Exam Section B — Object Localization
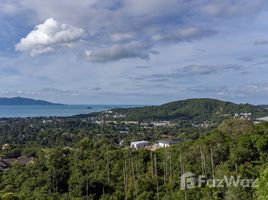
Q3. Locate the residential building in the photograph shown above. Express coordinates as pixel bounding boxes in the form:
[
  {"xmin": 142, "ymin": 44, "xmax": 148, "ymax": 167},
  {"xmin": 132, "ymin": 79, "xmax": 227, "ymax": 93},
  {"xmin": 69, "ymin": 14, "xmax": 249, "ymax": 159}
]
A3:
[
  {"xmin": 130, "ymin": 141, "xmax": 149, "ymax": 149},
  {"xmin": 157, "ymin": 140, "xmax": 180, "ymax": 148}
]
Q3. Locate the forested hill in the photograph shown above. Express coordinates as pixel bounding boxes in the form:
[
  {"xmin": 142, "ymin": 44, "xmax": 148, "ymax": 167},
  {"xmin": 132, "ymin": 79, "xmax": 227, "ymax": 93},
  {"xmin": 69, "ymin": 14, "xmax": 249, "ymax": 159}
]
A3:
[
  {"xmin": 109, "ymin": 98, "xmax": 268, "ymax": 121},
  {"xmin": 0, "ymin": 97, "xmax": 61, "ymax": 105}
]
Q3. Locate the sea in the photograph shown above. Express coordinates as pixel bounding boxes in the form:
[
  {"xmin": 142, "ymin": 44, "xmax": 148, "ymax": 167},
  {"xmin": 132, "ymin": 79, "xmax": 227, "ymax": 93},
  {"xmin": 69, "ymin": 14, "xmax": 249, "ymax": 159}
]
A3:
[{"xmin": 0, "ymin": 105, "xmax": 140, "ymax": 118}]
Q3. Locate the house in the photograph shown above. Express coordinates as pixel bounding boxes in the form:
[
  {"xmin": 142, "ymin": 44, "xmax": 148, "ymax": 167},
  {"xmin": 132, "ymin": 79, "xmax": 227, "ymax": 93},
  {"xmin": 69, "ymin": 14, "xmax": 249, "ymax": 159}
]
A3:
[
  {"xmin": 104, "ymin": 110, "xmax": 113, "ymax": 114},
  {"xmin": 1, "ymin": 158, "xmax": 17, "ymax": 165},
  {"xmin": 119, "ymin": 140, "xmax": 124, "ymax": 146},
  {"xmin": 13, "ymin": 156, "xmax": 34, "ymax": 165},
  {"xmin": 0, "ymin": 158, "xmax": 16, "ymax": 171},
  {"xmin": 256, "ymin": 116, "xmax": 268, "ymax": 122},
  {"xmin": 122, "ymin": 121, "xmax": 139, "ymax": 125},
  {"xmin": 0, "ymin": 159, "xmax": 9, "ymax": 171},
  {"xmin": 0, "ymin": 156, "xmax": 34, "ymax": 171},
  {"xmin": 120, "ymin": 130, "xmax": 129, "ymax": 134},
  {"xmin": 2, "ymin": 143, "xmax": 10, "ymax": 150},
  {"xmin": 234, "ymin": 113, "xmax": 252, "ymax": 119},
  {"xmin": 157, "ymin": 140, "xmax": 180, "ymax": 148},
  {"xmin": 130, "ymin": 141, "xmax": 149, "ymax": 149},
  {"xmin": 105, "ymin": 120, "xmax": 117, "ymax": 124},
  {"xmin": 113, "ymin": 114, "xmax": 126, "ymax": 119},
  {"xmin": 152, "ymin": 121, "xmax": 170, "ymax": 127}
]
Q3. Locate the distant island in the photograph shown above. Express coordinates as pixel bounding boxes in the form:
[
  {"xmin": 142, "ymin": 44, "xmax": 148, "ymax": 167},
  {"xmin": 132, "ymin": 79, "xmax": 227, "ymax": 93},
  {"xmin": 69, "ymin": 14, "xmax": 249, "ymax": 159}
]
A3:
[{"xmin": 0, "ymin": 97, "xmax": 62, "ymax": 105}]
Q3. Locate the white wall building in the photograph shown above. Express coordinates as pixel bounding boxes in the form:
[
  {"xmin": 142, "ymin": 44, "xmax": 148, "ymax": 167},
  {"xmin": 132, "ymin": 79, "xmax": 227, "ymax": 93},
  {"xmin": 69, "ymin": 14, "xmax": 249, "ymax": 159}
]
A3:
[
  {"xmin": 130, "ymin": 141, "xmax": 149, "ymax": 149},
  {"xmin": 152, "ymin": 121, "xmax": 170, "ymax": 127},
  {"xmin": 157, "ymin": 140, "xmax": 180, "ymax": 148}
]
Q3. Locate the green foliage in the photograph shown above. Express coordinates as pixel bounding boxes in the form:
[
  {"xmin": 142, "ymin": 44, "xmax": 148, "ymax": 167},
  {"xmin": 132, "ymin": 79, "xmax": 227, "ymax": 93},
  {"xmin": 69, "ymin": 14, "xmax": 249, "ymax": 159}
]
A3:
[
  {"xmin": 255, "ymin": 165, "xmax": 268, "ymax": 200},
  {"xmin": 1, "ymin": 118, "xmax": 268, "ymax": 199},
  {"xmin": 47, "ymin": 148, "xmax": 70, "ymax": 194},
  {"xmin": 1, "ymin": 192, "xmax": 20, "ymax": 200},
  {"xmin": 218, "ymin": 118, "xmax": 254, "ymax": 136}
]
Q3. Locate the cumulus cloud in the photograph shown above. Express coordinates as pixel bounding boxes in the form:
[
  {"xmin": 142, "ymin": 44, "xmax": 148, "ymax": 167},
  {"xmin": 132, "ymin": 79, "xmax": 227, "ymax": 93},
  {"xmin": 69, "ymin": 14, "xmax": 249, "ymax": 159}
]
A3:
[
  {"xmin": 12, "ymin": 0, "xmax": 264, "ymax": 62},
  {"xmin": 15, "ymin": 18, "xmax": 85, "ymax": 56},
  {"xmin": 152, "ymin": 27, "xmax": 217, "ymax": 43},
  {"xmin": 254, "ymin": 38, "xmax": 268, "ymax": 45},
  {"xmin": 84, "ymin": 44, "xmax": 154, "ymax": 63}
]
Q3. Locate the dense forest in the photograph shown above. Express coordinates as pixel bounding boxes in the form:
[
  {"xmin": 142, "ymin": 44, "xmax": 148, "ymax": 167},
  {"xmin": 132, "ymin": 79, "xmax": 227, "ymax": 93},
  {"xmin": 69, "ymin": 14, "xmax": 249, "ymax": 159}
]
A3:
[
  {"xmin": 0, "ymin": 117, "xmax": 204, "ymax": 148},
  {"xmin": 0, "ymin": 118, "xmax": 268, "ymax": 199}
]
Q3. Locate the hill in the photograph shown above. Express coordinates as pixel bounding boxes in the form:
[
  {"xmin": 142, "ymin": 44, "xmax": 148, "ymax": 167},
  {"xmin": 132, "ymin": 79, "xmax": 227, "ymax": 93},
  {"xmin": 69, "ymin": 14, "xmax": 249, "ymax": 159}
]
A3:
[
  {"xmin": 258, "ymin": 105, "xmax": 268, "ymax": 109},
  {"xmin": 0, "ymin": 97, "xmax": 62, "ymax": 105},
  {"xmin": 108, "ymin": 98, "xmax": 268, "ymax": 121}
]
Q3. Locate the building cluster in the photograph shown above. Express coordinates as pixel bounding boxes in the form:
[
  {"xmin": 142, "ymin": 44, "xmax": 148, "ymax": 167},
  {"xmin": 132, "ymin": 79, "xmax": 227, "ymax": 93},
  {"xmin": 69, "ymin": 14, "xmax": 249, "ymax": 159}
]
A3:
[
  {"xmin": 234, "ymin": 113, "xmax": 252, "ymax": 119},
  {"xmin": 130, "ymin": 139, "xmax": 181, "ymax": 150},
  {"xmin": 93, "ymin": 117, "xmax": 176, "ymax": 128},
  {"xmin": 191, "ymin": 121, "xmax": 210, "ymax": 128},
  {"xmin": 90, "ymin": 110, "xmax": 180, "ymax": 128}
]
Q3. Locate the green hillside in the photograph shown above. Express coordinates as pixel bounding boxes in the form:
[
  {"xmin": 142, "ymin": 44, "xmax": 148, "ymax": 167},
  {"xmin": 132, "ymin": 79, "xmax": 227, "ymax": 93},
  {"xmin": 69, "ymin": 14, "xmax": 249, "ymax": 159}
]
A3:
[{"xmin": 111, "ymin": 98, "xmax": 268, "ymax": 121}]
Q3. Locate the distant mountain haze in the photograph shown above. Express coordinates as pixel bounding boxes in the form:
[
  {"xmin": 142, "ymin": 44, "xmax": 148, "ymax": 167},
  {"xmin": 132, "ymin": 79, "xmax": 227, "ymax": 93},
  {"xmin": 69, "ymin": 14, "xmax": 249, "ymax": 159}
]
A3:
[{"xmin": 0, "ymin": 97, "xmax": 62, "ymax": 105}]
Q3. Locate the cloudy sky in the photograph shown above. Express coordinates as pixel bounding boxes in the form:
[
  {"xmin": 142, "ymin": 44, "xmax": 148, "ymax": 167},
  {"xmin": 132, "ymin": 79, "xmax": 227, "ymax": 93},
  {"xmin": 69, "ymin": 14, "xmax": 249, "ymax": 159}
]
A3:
[{"xmin": 1, "ymin": 0, "xmax": 268, "ymax": 104}]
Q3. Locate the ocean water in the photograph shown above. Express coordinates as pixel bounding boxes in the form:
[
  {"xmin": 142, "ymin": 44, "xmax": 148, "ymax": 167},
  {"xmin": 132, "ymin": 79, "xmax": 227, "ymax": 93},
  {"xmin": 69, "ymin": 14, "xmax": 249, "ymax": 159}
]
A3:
[{"xmin": 0, "ymin": 105, "xmax": 139, "ymax": 118}]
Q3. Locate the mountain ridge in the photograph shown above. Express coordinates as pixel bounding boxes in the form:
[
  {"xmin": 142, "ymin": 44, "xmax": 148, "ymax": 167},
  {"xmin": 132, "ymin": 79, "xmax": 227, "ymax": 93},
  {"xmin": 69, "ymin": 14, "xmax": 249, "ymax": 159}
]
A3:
[
  {"xmin": 0, "ymin": 97, "xmax": 62, "ymax": 105},
  {"xmin": 101, "ymin": 98, "xmax": 268, "ymax": 121}
]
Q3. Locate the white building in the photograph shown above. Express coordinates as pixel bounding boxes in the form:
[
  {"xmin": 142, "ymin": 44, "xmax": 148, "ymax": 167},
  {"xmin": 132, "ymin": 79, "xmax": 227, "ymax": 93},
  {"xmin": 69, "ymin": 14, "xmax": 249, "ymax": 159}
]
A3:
[
  {"xmin": 122, "ymin": 121, "xmax": 139, "ymax": 125},
  {"xmin": 152, "ymin": 121, "xmax": 170, "ymax": 127},
  {"xmin": 157, "ymin": 140, "xmax": 180, "ymax": 148},
  {"xmin": 130, "ymin": 141, "xmax": 149, "ymax": 149},
  {"xmin": 119, "ymin": 140, "xmax": 124, "ymax": 146},
  {"xmin": 2, "ymin": 143, "xmax": 10, "ymax": 150},
  {"xmin": 234, "ymin": 113, "xmax": 252, "ymax": 119},
  {"xmin": 256, "ymin": 116, "xmax": 268, "ymax": 122}
]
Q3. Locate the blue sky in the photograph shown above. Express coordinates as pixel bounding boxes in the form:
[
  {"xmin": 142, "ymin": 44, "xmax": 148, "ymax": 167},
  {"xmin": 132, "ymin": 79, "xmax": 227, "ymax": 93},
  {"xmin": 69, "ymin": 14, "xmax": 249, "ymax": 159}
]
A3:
[{"xmin": 1, "ymin": 0, "xmax": 268, "ymax": 104}]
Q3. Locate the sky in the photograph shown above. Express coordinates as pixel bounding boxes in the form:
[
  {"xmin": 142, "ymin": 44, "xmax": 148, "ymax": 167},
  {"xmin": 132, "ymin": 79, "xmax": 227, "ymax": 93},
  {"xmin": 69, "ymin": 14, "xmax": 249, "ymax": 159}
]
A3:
[{"xmin": 1, "ymin": 0, "xmax": 268, "ymax": 105}]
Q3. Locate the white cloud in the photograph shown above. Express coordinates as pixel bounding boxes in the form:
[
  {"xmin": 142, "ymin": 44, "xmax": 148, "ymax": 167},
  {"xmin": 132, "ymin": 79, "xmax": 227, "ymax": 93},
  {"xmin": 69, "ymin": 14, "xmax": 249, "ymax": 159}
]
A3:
[
  {"xmin": 110, "ymin": 33, "xmax": 135, "ymax": 42},
  {"xmin": 15, "ymin": 18, "xmax": 85, "ymax": 56},
  {"xmin": 3, "ymin": 0, "xmax": 268, "ymax": 104},
  {"xmin": 254, "ymin": 38, "xmax": 268, "ymax": 45},
  {"xmin": 84, "ymin": 44, "xmax": 152, "ymax": 63},
  {"xmin": 123, "ymin": 0, "xmax": 184, "ymax": 17},
  {"xmin": 181, "ymin": 64, "xmax": 242, "ymax": 75},
  {"xmin": 0, "ymin": 2, "xmax": 18, "ymax": 15},
  {"xmin": 152, "ymin": 28, "xmax": 217, "ymax": 43}
]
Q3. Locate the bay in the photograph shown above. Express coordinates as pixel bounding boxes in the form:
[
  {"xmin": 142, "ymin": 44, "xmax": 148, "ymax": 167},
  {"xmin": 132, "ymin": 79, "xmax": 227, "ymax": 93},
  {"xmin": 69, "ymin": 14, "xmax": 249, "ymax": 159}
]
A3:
[{"xmin": 0, "ymin": 105, "xmax": 139, "ymax": 118}]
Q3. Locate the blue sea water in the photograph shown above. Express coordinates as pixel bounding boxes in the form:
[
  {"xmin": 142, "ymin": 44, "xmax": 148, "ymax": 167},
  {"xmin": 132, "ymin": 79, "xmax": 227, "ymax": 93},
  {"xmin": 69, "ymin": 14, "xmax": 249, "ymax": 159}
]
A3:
[{"xmin": 0, "ymin": 105, "xmax": 139, "ymax": 118}]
